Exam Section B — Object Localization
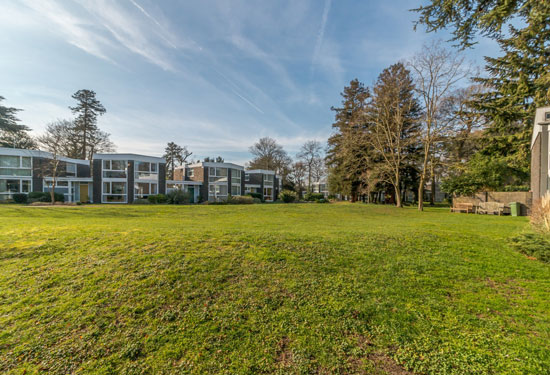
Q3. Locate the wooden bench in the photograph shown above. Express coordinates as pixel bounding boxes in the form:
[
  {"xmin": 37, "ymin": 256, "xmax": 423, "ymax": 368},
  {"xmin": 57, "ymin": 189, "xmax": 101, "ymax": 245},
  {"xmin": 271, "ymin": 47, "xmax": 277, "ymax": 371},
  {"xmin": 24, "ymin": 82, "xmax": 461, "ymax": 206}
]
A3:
[
  {"xmin": 477, "ymin": 202, "xmax": 510, "ymax": 216},
  {"xmin": 450, "ymin": 202, "xmax": 474, "ymax": 213}
]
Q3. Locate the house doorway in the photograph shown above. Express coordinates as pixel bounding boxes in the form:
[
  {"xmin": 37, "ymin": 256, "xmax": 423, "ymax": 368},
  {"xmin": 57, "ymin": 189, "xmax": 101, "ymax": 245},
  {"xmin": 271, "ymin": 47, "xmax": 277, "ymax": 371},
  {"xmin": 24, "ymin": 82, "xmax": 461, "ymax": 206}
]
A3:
[
  {"xmin": 80, "ymin": 183, "xmax": 89, "ymax": 203},
  {"xmin": 188, "ymin": 187, "xmax": 194, "ymax": 203}
]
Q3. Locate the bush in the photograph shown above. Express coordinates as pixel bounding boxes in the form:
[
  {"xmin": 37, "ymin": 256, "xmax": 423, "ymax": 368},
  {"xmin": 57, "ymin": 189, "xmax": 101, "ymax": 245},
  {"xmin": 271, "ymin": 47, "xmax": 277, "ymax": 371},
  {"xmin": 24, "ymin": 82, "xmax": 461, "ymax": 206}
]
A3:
[
  {"xmin": 279, "ymin": 190, "xmax": 297, "ymax": 203},
  {"xmin": 227, "ymin": 195, "xmax": 254, "ymax": 204},
  {"xmin": 28, "ymin": 192, "xmax": 64, "ymax": 203},
  {"xmin": 13, "ymin": 194, "xmax": 28, "ymax": 204},
  {"xmin": 167, "ymin": 190, "xmax": 191, "ymax": 204},
  {"xmin": 252, "ymin": 198, "xmax": 262, "ymax": 204},
  {"xmin": 317, "ymin": 198, "xmax": 328, "ymax": 203},
  {"xmin": 511, "ymin": 233, "xmax": 550, "ymax": 263},
  {"xmin": 246, "ymin": 192, "xmax": 263, "ymax": 201},
  {"xmin": 531, "ymin": 193, "xmax": 550, "ymax": 233},
  {"xmin": 147, "ymin": 194, "xmax": 168, "ymax": 204},
  {"xmin": 305, "ymin": 192, "xmax": 325, "ymax": 202}
]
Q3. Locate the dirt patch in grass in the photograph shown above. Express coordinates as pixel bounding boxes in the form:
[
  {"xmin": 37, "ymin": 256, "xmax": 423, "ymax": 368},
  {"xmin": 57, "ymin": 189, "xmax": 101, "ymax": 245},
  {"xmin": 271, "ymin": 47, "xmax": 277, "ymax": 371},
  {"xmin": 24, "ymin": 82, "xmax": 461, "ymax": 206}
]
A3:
[
  {"xmin": 368, "ymin": 352, "xmax": 414, "ymax": 375},
  {"xmin": 275, "ymin": 336, "xmax": 293, "ymax": 369}
]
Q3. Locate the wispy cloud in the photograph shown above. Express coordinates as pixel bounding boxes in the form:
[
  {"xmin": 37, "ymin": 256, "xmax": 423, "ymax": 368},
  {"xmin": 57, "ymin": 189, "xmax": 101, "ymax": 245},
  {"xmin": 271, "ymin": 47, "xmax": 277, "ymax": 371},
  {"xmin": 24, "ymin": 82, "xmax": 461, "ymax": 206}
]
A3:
[
  {"xmin": 19, "ymin": 0, "xmax": 190, "ymax": 71},
  {"xmin": 20, "ymin": 0, "xmax": 117, "ymax": 63},
  {"xmin": 311, "ymin": 0, "xmax": 332, "ymax": 74}
]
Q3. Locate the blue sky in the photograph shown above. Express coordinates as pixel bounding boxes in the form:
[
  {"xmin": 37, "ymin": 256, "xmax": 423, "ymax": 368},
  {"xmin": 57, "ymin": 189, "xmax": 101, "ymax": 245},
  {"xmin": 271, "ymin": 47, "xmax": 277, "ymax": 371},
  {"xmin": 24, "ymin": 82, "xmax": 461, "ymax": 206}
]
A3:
[{"xmin": 0, "ymin": 0, "xmax": 499, "ymax": 163}]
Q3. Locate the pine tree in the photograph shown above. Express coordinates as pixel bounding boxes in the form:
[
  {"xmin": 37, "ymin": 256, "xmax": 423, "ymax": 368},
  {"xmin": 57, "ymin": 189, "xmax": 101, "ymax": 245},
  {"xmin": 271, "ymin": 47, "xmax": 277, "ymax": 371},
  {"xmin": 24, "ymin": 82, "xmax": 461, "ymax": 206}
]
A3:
[
  {"xmin": 0, "ymin": 96, "xmax": 36, "ymax": 149},
  {"xmin": 163, "ymin": 142, "xmax": 192, "ymax": 180},
  {"xmin": 471, "ymin": 17, "xmax": 550, "ymax": 184},
  {"xmin": 326, "ymin": 79, "xmax": 370, "ymax": 202},
  {"xmin": 70, "ymin": 89, "xmax": 107, "ymax": 160}
]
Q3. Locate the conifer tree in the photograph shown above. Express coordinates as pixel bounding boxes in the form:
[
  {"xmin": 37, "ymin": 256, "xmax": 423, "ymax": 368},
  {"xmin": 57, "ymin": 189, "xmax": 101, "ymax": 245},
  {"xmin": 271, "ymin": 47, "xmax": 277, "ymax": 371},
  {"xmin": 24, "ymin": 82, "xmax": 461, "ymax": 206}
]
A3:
[
  {"xmin": 0, "ymin": 96, "xmax": 36, "ymax": 149},
  {"xmin": 326, "ymin": 79, "xmax": 370, "ymax": 202}
]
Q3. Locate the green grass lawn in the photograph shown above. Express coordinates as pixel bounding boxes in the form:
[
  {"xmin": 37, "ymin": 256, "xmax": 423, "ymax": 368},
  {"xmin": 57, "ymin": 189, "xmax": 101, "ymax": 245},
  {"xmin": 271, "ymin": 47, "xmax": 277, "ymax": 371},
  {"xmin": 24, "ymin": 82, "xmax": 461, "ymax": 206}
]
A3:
[{"xmin": 0, "ymin": 203, "xmax": 548, "ymax": 374}]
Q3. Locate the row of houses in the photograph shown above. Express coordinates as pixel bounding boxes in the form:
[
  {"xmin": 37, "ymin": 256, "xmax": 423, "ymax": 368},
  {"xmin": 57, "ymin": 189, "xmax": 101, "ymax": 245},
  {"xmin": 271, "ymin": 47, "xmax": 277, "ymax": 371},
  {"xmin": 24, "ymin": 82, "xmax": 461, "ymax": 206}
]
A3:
[{"xmin": 0, "ymin": 147, "xmax": 281, "ymax": 203}]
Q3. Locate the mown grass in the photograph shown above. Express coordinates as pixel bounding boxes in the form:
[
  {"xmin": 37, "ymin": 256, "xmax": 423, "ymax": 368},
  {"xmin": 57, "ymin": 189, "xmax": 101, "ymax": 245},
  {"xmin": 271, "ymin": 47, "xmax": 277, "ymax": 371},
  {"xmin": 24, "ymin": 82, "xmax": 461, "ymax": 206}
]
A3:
[{"xmin": 0, "ymin": 203, "xmax": 548, "ymax": 374}]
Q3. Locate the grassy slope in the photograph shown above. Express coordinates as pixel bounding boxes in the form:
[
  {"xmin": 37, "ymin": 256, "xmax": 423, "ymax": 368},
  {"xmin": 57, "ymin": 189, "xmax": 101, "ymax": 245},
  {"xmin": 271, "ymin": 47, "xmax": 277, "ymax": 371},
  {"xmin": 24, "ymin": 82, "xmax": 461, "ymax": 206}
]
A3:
[{"xmin": 0, "ymin": 204, "xmax": 548, "ymax": 374}]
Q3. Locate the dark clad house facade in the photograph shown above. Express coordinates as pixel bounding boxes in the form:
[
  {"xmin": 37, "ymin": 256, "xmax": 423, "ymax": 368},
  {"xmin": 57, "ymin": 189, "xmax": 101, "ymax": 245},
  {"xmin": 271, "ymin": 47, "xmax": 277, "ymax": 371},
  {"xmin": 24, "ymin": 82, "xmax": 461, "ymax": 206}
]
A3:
[
  {"xmin": 1, "ymin": 147, "xmax": 280, "ymax": 204},
  {"xmin": 92, "ymin": 154, "xmax": 166, "ymax": 204},
  {"xmin": 531, "ymin": 106, "xmax": 550, "ymax": 200},
  {"xmin": 0, "ymin": 148, "xmax": 91, "ymax": 202}
]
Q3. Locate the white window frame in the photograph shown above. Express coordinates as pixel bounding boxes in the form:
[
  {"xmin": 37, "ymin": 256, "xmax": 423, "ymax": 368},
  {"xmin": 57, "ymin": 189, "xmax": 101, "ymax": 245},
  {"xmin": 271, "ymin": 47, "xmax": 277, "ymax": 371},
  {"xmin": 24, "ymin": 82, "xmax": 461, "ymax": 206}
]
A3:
[
  {"xmin": 0, "ymin": 178, "xmax": 32, "ymax": 200},
  {"xmin": 263, "ymin": 174, "xmax": 274, "ymax": 185},
  {"xmin": 102, "ymin": 180, "xmax": 127, "ymax": 203},
  {"xmin": 135, "ymin": 161, "xmax": 159, "ymax": 181},
  {"xmin": 0, "ymin": 155, "xmax": 32, "ymax": 177},
  {"xmin": 134, "ymin": 182, "xmax": 158, "ymax": 198},
  {"xmin": 231, "ymin": 185, "xmax": 241, "ymax": 196},
  {"xmin": 208, "ymin": 167, "xmax": 228, "ymax": 183},
  {"xmin": 103, "ymin": 160, "xmax": 127, "ymax": 179}
]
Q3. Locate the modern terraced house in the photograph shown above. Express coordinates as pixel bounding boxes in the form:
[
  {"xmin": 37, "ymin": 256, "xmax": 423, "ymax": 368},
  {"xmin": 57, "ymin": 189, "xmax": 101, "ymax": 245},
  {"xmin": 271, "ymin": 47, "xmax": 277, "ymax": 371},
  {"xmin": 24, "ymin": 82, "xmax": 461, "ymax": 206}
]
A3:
[
  {"xmin": 531, "ymin": 106, "xmax": 550, "ymax": 200},
  {"xmin": 0, "ymin": 147, "xmax": 280, "ymax": 203}
]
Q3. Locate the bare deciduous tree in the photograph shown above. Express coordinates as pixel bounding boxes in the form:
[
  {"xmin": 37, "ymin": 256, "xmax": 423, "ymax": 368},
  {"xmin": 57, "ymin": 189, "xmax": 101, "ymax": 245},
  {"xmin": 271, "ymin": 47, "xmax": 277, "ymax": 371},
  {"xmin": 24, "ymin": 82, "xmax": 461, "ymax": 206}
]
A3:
[
  {"xmin": 365, "ymin": 63, "xmax": 421, "ymax": 208},
  {"xmin": 37, "ymin": 121, "xmax": 68, "ymax": 204},
  {"xmin": 297, "ymin": 140, "xmax": 323, "ymax": 192},
  {"xmin": 409, "ymin": 42, "xmax": 472, "ymax": 211},
  {"xmin": 290, "ymin": 161, "xmax": 307, "ymax": 197}
]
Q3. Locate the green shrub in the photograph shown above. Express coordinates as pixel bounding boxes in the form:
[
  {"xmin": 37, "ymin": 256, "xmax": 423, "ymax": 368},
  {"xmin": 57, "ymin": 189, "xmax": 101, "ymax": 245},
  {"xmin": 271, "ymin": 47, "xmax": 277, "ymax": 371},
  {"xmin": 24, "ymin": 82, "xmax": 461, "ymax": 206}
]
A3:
[
  {"xmin": 246, "ymin": 192, "xmax": 263, "ymax": 201},
  {"xmin": 13, "ymin": 194, "xmax": 28, "ymax": 204},
  {"xmin": 167, "ymin": 190, "xmax": 190, "ymax": 204},
  {"xmin": 317, "ymin": 198, "xmax": 328, "ymax": 203},
  {"xmin": 511, "ymin": 233, "xmax": 550, "ymax": 263},
  {"xmin": 279, "ymin": 190, "xmax": 297, "ymax": 203},
  {"xmin": 28, "ymin": 192, "xmax": 64, "ymax": 203},
  {"xmin": 28, "ymin": 192, "xmax": 44, "ymax": 200},
  {"xmin": 147, "ymin": 194, "xmax": 168, "ymax": 204},
  {"xmin": 252, "ymin": 198, "xmax": 262, "ymax": 204},
  {"xmin": 227, "ymin": 195, "xmax": 254, "ymax": 205},
  {"xmin": 305, "ymin": 192, "xmax": 325, "ymax": 202}
]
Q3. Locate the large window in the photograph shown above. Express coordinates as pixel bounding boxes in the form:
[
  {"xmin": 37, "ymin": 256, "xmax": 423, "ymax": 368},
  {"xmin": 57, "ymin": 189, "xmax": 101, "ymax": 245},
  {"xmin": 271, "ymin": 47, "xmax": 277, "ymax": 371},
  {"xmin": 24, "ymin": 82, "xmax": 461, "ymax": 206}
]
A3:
[
  {"xmin": 44, "ymin": 181, "xmax": 73, "ymax": 201},
  {"xmin": 135, "ymin": 182, "xmax": 157, "ymax": 198},
  {"xmin": 103, "ymin": 160, "xmax": 127, "ymax": 178},
  {"xmin": 66, "ymin": 163, "xmax": 76, "ymax": 177},
  {"xmin": 245, "ymin": 173, "xmax": 250, "ymax": 182},
  {"xmin": 0, "ymin": 178, "xmax": 31, "ymax": 200},
  {"xmin": 264, "ymin": 187, "xmax": 273, "ymax": 201},
  {"xmin": 231, "ymin": 185, "xmax": 241, "ymax": 196},
  {"xmin": 264, "ymin": 174, "xmax": 274, "ymax": 185},
  {"xmin": 231, "ymin": 169, "xmax": 241, "ymax": 184},
  {"xmin": 102, "ymin": 181, "xmax": 127, "ymax": 203},
  {"xmin": 135, "ymin": 162, "xmax": 158, "ymax": 180},
  {"xmin": 208, "ymin": 184, "xmax": 228, "ymax": 197},
  {"xmin": 208, "ymin": 167, "xmax": 228, "ymax": 183},
  {"xmin": 0, "ymin": 155, "xmax": 32, "ymax": 177}
]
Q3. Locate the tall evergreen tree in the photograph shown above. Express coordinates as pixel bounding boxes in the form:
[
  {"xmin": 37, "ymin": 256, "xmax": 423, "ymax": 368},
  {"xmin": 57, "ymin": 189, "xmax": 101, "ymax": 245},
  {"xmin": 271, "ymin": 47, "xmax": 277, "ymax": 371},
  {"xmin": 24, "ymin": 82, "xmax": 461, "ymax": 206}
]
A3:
[
  {"xmin": 326, "ymin": 79, "xmax": 370, "ymax": 202},
  {"xmin": 415, "ymin": 1, "xmax": 550, "ymax": 190},
  {"xmin": 163, "ymin": 142, "xmax": 192, "ymax": 180},
  {"xmin": 0, "ymin": 96, "xmax": 36, "ymax": 149},
  {"xmin": 70, "ymin": 89, "xmax": 107, "ymax": 160},
  {"xmin": 470, "ymin": 18, "xmax": 550, "ymax": 184}
]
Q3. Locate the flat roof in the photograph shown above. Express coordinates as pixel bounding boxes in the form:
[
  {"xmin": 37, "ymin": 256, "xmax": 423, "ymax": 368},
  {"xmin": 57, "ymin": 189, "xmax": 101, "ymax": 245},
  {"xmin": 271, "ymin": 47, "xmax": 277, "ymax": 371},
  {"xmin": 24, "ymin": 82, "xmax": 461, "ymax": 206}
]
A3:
[
  {"xmin": 188, "ymin": 161, "xmax": 244, "ymax": 170},
  {"xmin": 246, "ymin": 169, "xmax": 275, "ymax": 175},
  {"xmin": 93, "ymin": 153, "xmax": 166, "ymax": 163},
  {"xmin": 0, "ymin": 147, "xmax": 89, "ymax": 165}
]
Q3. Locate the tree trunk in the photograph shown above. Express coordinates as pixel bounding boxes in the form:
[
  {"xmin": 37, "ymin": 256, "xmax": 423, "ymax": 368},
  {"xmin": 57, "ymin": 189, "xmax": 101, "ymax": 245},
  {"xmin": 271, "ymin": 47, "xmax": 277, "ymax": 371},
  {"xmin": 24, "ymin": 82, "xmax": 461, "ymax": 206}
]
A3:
[
  {"xmin": 418, "ymin": 181, "xmax": 424, "ymax": 211},
  {"xmin": 394, "ymin": 173, "xmax": 402, "ymax": 207},
  {"xmin": 50, "ymin": 178, "xmax": 56, "ymax": 205},
  {"xmin": 430, "ymin": 173, "xmax": 436, "ymax": 206}
]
